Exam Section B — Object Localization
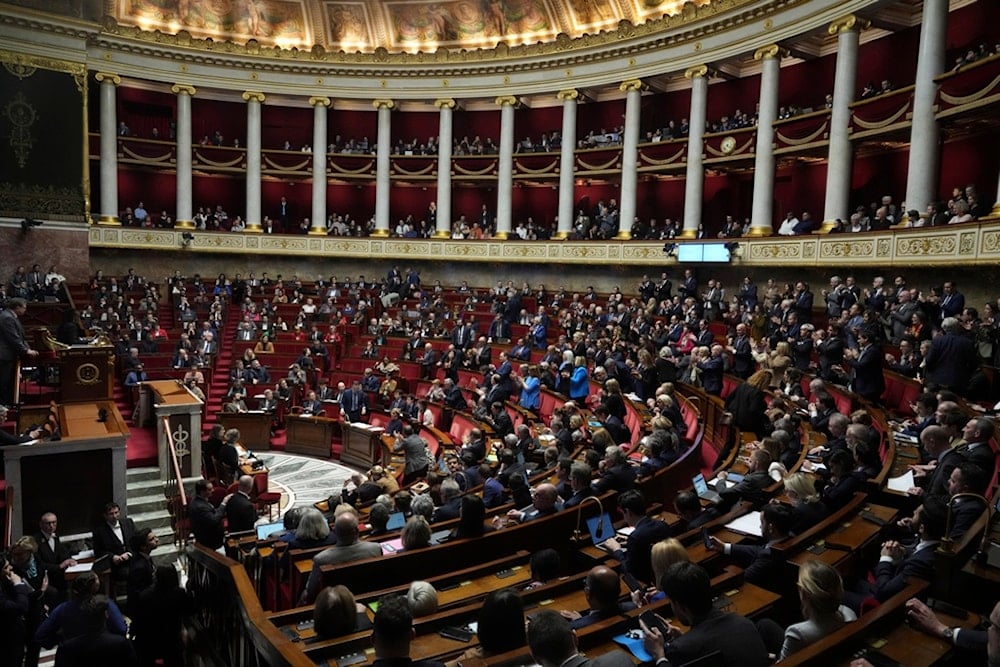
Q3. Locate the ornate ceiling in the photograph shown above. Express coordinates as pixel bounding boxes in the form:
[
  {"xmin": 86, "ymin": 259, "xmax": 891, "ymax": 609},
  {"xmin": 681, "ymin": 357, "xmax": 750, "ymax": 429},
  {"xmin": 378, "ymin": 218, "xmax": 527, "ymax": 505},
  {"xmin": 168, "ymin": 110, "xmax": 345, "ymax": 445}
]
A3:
[{"xmin": 102, "ymin": 0, "xmax": 720, "ymax": 53}]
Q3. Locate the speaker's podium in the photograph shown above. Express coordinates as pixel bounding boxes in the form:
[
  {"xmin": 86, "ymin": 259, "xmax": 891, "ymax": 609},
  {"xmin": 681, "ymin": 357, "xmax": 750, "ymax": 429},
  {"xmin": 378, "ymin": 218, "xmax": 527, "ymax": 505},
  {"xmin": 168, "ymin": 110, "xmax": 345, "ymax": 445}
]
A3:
[
  {"xmin": 138, "ymin": 380, "xmax": 204, "ymax": 482},
  {"xmin": 5, "ymin": 402, "xmax": 128, "ymax": 540},
  {"xmin": 341, "ymin": 422, "xmax": 386, "ymax": 468},
  {"xmin": 25, "ymin": 332, "xmax": 115, "ymax": 404}
]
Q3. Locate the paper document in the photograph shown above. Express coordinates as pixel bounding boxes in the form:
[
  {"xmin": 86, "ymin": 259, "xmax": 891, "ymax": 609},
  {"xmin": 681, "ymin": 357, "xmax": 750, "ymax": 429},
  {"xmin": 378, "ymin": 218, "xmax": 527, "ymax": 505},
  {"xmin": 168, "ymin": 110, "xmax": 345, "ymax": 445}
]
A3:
[
  {"xmin": 725, "ymin": 511, "xmax": 763, "ymax": 538},
  {"xmin": 72, "ymin": 550, "xmax": 94, "ymax": 560},
  {"xmin": 66, "ymin": 562, "xmax": 94, "ymax": 573},
  {"xmin": 887, "ymin": 470, "xmax": 915, "ymax": 493}
]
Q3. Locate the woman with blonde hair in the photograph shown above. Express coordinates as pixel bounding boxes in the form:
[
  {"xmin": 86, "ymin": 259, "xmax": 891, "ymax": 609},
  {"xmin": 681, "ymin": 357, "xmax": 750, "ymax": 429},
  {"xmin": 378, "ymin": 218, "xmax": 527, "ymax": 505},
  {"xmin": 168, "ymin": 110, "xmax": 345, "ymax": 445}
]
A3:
[
  {"xmin": 767, "ymin": 342, "xmax": 793, "ymax": 388},
  {"xmin": 631, "ymin": 538, "xmax": 690, "ymax": 607},
  {"xmin": 783, "ymin": 472, "xmax": 828, "ymax": 535},
  {"xmin": 776, "ymin": 560, "xmax": 855, "ymax": 659}
]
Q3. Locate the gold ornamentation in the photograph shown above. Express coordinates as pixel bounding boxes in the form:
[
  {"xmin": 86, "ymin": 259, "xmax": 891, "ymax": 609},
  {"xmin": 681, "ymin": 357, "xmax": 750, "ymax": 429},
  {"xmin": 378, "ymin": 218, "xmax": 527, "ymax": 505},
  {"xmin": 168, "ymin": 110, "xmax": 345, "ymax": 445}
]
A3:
[
  {"xmin": 241, "ymin": 90, "xmax": 266, "ymax": 103},
  {"xmin": 372, "ymin": 98, "xmax": 395, "ymax": 109},
  {"xmin": 620, "ymin": 79, "xmax": 643, "ymax": 92},
  {"xmin": 557, "ymin": 89, "xmax": 579, "ymax": 101},
  {"xmin": 495, "ymin": 96, "xmax": 518, "ymax": 107},
  {"xmin": 171, "ymin": 83, "xmax": 197, "ymax": 95},
  {"xmin": 4, "ymin": 92, "xmax": 36, "ymax": 168},
  {"xmin": 719, "ymin": 136, "xmax": 736, "ymax": 154},
  {"xmin": 828, "ymin": 14, "xmax": 870, "ymax": 35},
  {"xmin": 684, "ymin": 65, "xmax": 708, "ymax": 79},
  {"xmin": 434, "ymin": 99, "xmax": 456, "ymax": 109},
  {"xmin": 3, "ymin": 62, "xmax": 36, "ymax": 79},
  {"xmin": 774, "ymin": 120, "xmax": 829, "ymax": 146},
  {"xmin": 753, "ymin": 44, "xmax": 788, "ymax": 60},
  {"xmin": 852, "ymin": 102, "xmax": 911, "ymax": 130},
  {"xmin": 638, "ymin": 146, "xmax": 685, "ymax": 165},
  {"xmin": 76, "ymin": 363, "xmax": 100, "ymax": 385},
  {"xmin": 309, "ymin": 96, "xmax": 331, "ymax": 107},
  {"xmin": 939, "ymin": 74, "xmax": 1000, "ymax": 106},
  {"xmin": 94, "ymin": 71, "xmax": 121, "ymax": 85},
  {"xmin": 0, "ymin": 50, "xmax": 85, "ymax": 77}
]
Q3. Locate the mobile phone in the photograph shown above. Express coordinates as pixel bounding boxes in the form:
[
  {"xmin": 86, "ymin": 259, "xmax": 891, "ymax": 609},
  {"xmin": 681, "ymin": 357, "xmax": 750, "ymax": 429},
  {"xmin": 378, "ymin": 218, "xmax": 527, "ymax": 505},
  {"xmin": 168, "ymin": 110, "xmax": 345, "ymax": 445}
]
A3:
[
  {"xmin": 622, "ymin": 572, "xmax": 642, "ymax": 592},
  {"xmin": 335, "ymin": 652, "xmax": 368, "ymax": 667},
  {"xmin": 701, "ymin": 527, "xmax": 712, "ymax": 549},
  {"xmin": 439, "ymin": 626, "xmax": 473, "ymax": 642},
  {"xmin": 640, "ymin": 610, "xmax": 669, "ymax": 636},
  {"xmin": 496, "ymin": 568, "xmax": 515, "ymax": 579}
]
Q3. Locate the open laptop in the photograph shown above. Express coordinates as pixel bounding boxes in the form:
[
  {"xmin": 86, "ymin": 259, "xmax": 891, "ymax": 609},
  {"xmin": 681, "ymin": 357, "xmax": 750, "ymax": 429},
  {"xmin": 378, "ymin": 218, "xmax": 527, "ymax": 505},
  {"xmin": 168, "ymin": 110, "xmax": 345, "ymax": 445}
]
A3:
[
  {"xmin": 692, "ymin": 473, "xmax": 722, "ymax": 504},
  {"xmin": 386, "ymin": 511, "xmax": 406, "ymax": 531},
  {"xmin": 587, "ymin": 513, "xmax": 616, "ymax": 550},
  {"xmin": 256, "ymin": 521, "xmax": 285, "ymax": 540}
]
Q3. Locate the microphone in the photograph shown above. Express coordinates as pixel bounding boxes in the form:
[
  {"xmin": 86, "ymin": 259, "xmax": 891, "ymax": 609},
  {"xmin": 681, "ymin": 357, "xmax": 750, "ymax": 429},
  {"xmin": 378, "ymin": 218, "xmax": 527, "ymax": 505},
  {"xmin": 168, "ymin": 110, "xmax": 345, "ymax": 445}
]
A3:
[
  {"xmin": 97, "ymin": 408, "xmax": 108, "ymax": 423},
  {"xmin": 573, "ymin": 495, "xmax": 605, "ymax": 541}
]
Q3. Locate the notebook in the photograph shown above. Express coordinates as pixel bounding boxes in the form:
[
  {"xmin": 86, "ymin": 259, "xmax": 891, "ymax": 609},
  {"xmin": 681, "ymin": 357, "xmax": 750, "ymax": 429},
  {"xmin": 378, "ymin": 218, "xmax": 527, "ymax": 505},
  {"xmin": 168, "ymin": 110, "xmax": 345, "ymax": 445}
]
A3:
[{"xmin": 692, "ymin": 473, "xmax": 722, "ymax": 504}]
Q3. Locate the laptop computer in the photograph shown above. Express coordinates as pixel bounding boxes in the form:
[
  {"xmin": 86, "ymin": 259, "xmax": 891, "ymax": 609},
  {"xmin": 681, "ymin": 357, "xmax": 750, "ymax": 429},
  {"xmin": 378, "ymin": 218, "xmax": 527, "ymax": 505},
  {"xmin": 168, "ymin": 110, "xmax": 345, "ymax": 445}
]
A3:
[
  {"xmin": 587, "ymin": 513, "xmax": 616, "ymax": 550},
  {"xmin": 692, "ymin": 473, "xmax": 722, "ymax": 504},
  {"xmin": 386, "ymin": 511, "xmax": 406, "ymax": 531},
  {"xmin": 256, "ymin": 521, "xmax": 285, "ymax": 540}
]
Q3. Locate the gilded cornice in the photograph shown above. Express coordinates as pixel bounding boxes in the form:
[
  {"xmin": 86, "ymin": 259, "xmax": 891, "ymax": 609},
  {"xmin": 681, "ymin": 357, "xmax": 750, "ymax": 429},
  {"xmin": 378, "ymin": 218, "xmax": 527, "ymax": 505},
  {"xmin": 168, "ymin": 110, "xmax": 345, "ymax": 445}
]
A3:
[
  {"xmin": 94, "ymin": 71, "xmax": 121, "ymax": 85},
  {"xmin": 372, "ymin": 99, "xmax": 396, "ymax": 109},
  {"xmin": 0, "ymin": 48, "xmax": 85, "ymax": 76}
]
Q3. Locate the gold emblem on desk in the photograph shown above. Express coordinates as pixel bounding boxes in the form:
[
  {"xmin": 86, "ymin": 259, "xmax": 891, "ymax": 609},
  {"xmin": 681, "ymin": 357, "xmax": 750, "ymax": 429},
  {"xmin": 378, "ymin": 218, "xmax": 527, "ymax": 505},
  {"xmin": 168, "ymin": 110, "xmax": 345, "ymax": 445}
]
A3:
[
  {"xmin": 76, "ymin": 362, "xmax": 101, "ymax": 385},
  {"xmin": 720, "ymin": 136, "xmax": 737, "ymax": 154}
]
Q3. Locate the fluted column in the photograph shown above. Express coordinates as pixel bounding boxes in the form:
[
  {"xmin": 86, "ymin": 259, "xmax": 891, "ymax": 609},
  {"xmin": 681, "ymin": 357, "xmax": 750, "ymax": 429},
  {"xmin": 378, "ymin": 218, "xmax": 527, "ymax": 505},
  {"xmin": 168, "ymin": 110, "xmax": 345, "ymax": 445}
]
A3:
[
  {"xmin": 242, "ymin": 91, "xmax": 265, "ymax": 233},
  {"xmin": 902, "ymin": 0, "xmax": 948, "ymax": 223},
  {"xmin": 618, "ymin": 80, "xmax": 643, "ymax": 240},
  {"xmin": 555, "ymin": 89, "xmax": 578, "ymax": 239},
  {"xmin": 171, "ymin": 84, "xmax": 197, "ymax": 229},
  {"xmin": 681, "ymin": 65, "xmax": 709, "ymax": 238},
  {"xmin": 822, "ymin": 16, "xmax": 868, "ymax": 231},
  {"xmin": 309, "ymin": 96, "xmax": 331, "ymax": 235},
  {"xmin": 94, "ymin": 72, "xmax": 121, "ymax": 225},
  {"xmin": 495, "ymin": 95, "xmax": 517, "ymax": 240},
  {"xmin": 748, "ymin": 45, "xmax": 787, "ymax": 236},
  {"xmin": 434, "ymin": 99, "xmax": 455, "ymax": 238},
  {"xmin": 372, "ymin": 99, "xmax": 395, "ymax": 237}
]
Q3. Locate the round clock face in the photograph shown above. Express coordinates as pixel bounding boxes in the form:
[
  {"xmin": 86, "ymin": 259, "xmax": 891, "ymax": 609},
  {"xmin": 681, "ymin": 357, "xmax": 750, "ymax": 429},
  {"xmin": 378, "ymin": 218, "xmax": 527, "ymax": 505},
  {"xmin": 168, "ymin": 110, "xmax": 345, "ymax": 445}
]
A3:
[
  {"xmin": 77, "ymin": 362, "xmax": 100, "ymax": 384},
  {"xmin": 721, "ymin": 136, "xmax": 737, "ymax": 154}
]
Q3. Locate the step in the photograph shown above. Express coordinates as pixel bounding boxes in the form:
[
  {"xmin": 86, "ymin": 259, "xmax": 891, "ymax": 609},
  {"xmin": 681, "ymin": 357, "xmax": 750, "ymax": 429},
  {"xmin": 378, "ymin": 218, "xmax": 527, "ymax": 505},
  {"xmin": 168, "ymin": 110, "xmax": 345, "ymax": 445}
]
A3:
[
  {"xmin": 128, "ymin": 493, "xmax": 170, "ymax": 516},
  {"xmin": 126, "ymin": 467, "xmax": 161, "ymax": 484}
]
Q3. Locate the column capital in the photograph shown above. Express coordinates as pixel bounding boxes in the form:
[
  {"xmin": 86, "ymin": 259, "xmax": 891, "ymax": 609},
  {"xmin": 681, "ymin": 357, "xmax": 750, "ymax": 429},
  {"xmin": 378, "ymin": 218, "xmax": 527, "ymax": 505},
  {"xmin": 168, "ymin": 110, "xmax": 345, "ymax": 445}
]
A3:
[
  {"xmin": 242, "ymin": 90, "xmax": 266, "ymax": 103},
  {"xmin": 309, "ymin": 96, "xmax": 331, "ymax": 107},
  {"xmin": 372, "ymin": 99, "xmax": 395, "ymax": 110},
  {"xmin": 434, "ymin": 98, "xmax": 456, "ymax": 109},
  {"xmin": 495, "ymin": 95, "xmax": 518, "ymax": 107},
  {"xmin": 171, "ymin": 84, "xmax": 197, "ymax": 96},
  {"xmin": 753, "ymin": 44, "xmax": 789, "ymax": 61},
  {"xmin": 557, "ymin": 89, "xmax": 579, "ymax": 102},
  {"xmin": 620, "ymin": 79, "xmax": 644, "ymax": 93},
  {"xmin": 94, "ymin": 72, "xmax": 121, "ymax": 85},
  {"xmin": 684, "ymin": 65, "xmax": 709, "ymax": 79},
  {"xmin": 828, "ymin": 14, "xmax": 871, "ymax": 35}
]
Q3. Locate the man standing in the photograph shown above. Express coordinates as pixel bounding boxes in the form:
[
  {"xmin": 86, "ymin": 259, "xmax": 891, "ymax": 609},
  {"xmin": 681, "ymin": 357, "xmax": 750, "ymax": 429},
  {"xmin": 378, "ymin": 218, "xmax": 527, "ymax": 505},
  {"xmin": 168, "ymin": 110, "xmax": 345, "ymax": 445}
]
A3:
[
  {"xmin": 0, "ymin": 298, "xmax": 39, "ymax": 406},
  {"xmin": 225, "ymin": 476, "xmax": 257, "ymax": 534},
  {"xmin": 340, "ymin": 379, "xmax": 369, "ymax": 423},
  {"xmin": 34, "ymin": 512, "xmax": 76, "ymax": 595},
  {"xmin": 188, "ymin": 479, "xmax": 227, "ymax": 550},
  {"xmin": 92, "ymin": 502, "xmax": 136, "ymax": 582},
  {"xmin": 394, "ymin": 424, "xmax": 429, "ymax": 485}
]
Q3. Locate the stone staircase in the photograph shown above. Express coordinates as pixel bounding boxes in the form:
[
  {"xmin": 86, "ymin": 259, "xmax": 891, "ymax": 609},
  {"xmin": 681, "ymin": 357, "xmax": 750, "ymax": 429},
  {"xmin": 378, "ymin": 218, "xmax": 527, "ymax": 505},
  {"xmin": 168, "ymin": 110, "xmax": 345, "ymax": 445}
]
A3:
[{"xmin": 125, "ymin": 466, "xmax": 188, "ymax": 565}]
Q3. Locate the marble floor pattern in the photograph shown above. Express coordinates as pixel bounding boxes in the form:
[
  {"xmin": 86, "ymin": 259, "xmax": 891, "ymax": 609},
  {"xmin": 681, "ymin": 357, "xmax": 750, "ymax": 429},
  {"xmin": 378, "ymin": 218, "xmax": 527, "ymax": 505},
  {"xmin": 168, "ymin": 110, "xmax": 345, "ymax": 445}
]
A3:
[{"xmin": 257, "ymin": 452, "xmax": 360, "ymax": 522}]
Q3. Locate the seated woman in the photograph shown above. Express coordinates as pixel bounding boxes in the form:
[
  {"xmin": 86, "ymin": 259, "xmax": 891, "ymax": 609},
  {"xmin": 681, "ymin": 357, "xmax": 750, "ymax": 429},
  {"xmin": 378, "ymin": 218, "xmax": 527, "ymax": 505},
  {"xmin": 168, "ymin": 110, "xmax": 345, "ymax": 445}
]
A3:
[
  {"xmin": 445, "ymin": 590, "xmax": 526, "ymax": 666},
  {"xmin": 400, "ymin": 516, "xmax": 432, "ymax": 551},
  {"xmin": 253, "ymin": 334, "xmax": 275, "ymax": 354},
  {"xmin": 782, "ymin": 472, "xmax": 828, "ymax": 536},
  {"xmin": 313, "ymin": 585, "xmax": 371, "ymax": 639},
  {"xmin": 406, "ymin": 581, "xmax": 438, "ymax": 618},
  {"xmin": 757, "ymin": 560, "xmax": 856, "ymax": 659},
  {"xmin": 631, "ymin": 537, "xmax": 690, "ymax": 608}
]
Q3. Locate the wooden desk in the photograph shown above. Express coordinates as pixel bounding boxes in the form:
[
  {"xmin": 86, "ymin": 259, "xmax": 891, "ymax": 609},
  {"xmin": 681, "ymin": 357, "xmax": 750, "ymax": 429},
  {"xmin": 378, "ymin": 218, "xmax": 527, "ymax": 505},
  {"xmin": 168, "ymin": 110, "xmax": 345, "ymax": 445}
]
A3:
[
  {"xmin": 341, "ymin": 422, "xmax": 385, "ymax": 468},
  {"xmin": 3, "ymin": 401, "xmax": 128, "ymax": 538},
  {"xmin": 790, "ymin": 503, "xmax": 899, "ymax": 568},
  {"xmin": 140, "ymin": 379, "xmax": 204, "ymax": 480},
  {"xmin": 285, "ymin": 415, "xmax": 338, "ymax": 457},
  {"xmin": 220, "ymin": 412, "xmax": 273, "ymax": 451}
]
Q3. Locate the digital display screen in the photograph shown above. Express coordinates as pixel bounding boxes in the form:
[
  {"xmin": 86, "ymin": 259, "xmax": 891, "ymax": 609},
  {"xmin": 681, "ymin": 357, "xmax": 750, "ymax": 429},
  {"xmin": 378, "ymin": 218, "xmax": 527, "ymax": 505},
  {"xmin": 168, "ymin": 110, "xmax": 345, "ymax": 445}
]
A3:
[{"xmin": 677, "ymin": 243, "xmax": 731, "ymax": 263}]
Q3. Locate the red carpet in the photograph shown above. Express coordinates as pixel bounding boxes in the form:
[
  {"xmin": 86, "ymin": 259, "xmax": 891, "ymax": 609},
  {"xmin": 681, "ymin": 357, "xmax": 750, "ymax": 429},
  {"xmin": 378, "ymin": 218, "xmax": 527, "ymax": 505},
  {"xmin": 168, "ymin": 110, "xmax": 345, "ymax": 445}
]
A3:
[{"xmin": 126, "ymin": 424, "xmax": 159, "ymax": 468}]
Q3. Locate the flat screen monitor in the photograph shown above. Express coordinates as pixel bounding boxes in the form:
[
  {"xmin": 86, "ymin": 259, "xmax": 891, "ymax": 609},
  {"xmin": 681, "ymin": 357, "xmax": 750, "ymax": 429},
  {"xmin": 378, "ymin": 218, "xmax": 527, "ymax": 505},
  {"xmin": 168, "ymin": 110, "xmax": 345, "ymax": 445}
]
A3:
[{"xmin": 676, "ymin": 243, "xmax": 731, "ymax": 263}]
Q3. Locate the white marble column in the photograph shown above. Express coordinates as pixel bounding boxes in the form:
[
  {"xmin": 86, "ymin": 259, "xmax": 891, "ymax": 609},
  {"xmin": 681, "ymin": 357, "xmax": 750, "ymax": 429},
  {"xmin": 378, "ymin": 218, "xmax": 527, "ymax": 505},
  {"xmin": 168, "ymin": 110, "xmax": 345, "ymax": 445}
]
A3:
[
  {"xmin": 555, "ymin": 89, "xmax": 578, "ymax": 239},
  {"xmin": 822, "ymin": 16, "xmax": 868, "ymax": 231},
  {"xmin": 618, "ymin": 79, "xmax": 643, "ymax": 240},
  {"xmin": 171, "ymin": 84, "xmax": 196, "ymax": 229},
  {"xmin": 94, "ymin": 72, "xmax": 121, "ymax": 225},
  {"xmin": 309, "ymin": 96, "xmax": 331, "ymax": 235},
  {"xmin": 242, "ymin": 91, "xmax": 265, "ymax": 233},
  {"xmin": 372, "ymin": 99, "xmax": 395, "ymax": 237},
  {"xmin": 495, "ymin": 95, "xmax": 517, "ymax": 239},
  {"xmin": 434, "ymin": 99, "xmax": 455, "ymax": 238},
  {"xmin": 749, "ymin": 45, "xmax": 787, "ymax": 236},
  {"xmin": 902, "ymin": 0, "xmax": 948, "ymax": 223},
  {"xmin": 681, "ymin": 65, "xmax": 709, "ymax": 238}
]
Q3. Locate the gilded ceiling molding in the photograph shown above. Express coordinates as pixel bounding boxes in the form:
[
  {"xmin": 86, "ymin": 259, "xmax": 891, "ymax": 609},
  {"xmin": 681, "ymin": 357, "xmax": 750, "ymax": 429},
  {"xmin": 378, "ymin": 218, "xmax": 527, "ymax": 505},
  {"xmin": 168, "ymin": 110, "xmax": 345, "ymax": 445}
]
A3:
[
  {"xmin": 0, "ymin": 48, "xmax": 85, "ymax": 76},
  {"xmin": 170, "ymin": 83, "xmax": 197, "ymax": 95},
  {"xmin": 753, "ymin": 44, "xmax": 789, "ymax": 60},
  {"xmin": 557, "ymin": 89, "xmax": 579, "ymax": 101},
  {"xmin": 308, "ymin": 96, "xmax": 331, "ymax": 107},
  {"xmin": 241, "ymin": 91, "xmax": 266, "ymax": 103},
  {"xmin": 93, "ymin": 71, "xmax": 121, "ymax": 85},
  {"xmin": 828, "ymin": 14, "xmax": 871, "ymax": 35}
]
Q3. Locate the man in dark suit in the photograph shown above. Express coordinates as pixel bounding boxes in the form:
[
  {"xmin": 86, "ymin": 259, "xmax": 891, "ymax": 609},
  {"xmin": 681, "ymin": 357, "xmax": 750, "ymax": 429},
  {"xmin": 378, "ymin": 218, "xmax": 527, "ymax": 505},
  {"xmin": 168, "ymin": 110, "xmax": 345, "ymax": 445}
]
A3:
[
  {"xmin": 592, "ymin": 446, "xmax": 636, "ymax": 494},
  {"xmin": 729, "ymin": 323, "xmax": 754, "ymax": 379},
  {"xmin": 695, "ymin": 319, "xmax": 715, "ymax": 348},
  {"xmin": 816, "ymin": 325, "xmax": 845, "ymax": 382},
  {"xmin": 55, "ymin": 596, "xmax": 138, "ymax": 667},
  {"xmin": 846, "ymin": 329, "xmax": 885, "ymax": 404},
  {"xmin": 716, "ymin": 449, "xmax": 773, "ymax": 510},
  {"xmin": 451, "ymin": 318, "xmax": 473, "ymax": 350},
  {"xmin": 419, "ymin": 343, "xmax": 438, "ymax": 379},
  {"xmin": 673, "ymin": 490, "xmax": 719, "ymax": 531},
  {"xmin": 602, "ymin": 490, "xmax": 671, "ymax": 585},
  {"xmin": 188, "ymin": 478, "xmax": 227, "ymax": 550},
  {"xmin": 371, "ymin": 594, "xmax": 446, "ymax": 667},
  {"xmin": 340, "ymin": 380, "xmax": 369, "ymax": 423},
  {"xmin": 640, "ymin": 562, "xmax": 770, "ymax": 667},
  {"xmin": 678, "ymin": 269, "xmax": 697, "ymax": 300},
  {"xmin": 563, "ymin": 566, "xmax": 637, "ymax": 630},
  {"xmin": 793, "ymin": 281, "xmax": 814, "ymax": 323},
  {"xmin": 924, "ymin": 317, "xmax": 980, "ymax": 394},
  {"xmin": 938, "ymin": 281, "xmax": 965, "ymax": 320},
  {"xmin": 0, "ymin": 297, "xmax": 39, "ymax": 406},
  {"xmin": 431, "ymin": 479, "xmax": 463, "ymax": 523},
  {"xmin": 697, "ymin": 344, "xmax": 725, "ymax": 396},
  {"xmin": 956, "ymin": 417, "xmax": 997, "ymax": 476},
  {"xmin": 708, "ymin": 503, "xmax": 794, "ymax": 592},
  {"xmin": 92, "ymin": 502, "xmax": 136, "ymax": 582},
  {"xmin": 225, "ymin": 476, "xmax": 257, "ymax": 534},
  {"xmin": 906, "ymin": 425, "xmax": 961, "ymax": 498},
  {"xmin": 561, "ymin": 462, "xmax": 595, "ymax": 508},
  {"xmin": 34, "ymin": 511, "xmax": 76, "ymax": 595},
  {"xmin": 528, "ymin": 609, "xmax": 632, "ymax": 667}
]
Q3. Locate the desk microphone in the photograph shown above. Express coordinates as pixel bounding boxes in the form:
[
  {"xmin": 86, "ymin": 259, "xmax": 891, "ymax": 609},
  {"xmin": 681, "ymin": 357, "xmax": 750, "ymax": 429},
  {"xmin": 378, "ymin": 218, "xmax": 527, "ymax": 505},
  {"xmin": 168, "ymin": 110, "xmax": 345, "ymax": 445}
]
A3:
[{"xmin": 97, "ymin": 408, "xmax": 108, "ymax": 423}]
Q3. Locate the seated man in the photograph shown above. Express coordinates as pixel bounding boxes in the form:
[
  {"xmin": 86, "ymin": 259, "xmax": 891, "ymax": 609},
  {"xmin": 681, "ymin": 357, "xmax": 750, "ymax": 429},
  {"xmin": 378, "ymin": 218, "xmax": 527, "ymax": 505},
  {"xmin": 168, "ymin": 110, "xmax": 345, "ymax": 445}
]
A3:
[
  {"xmin": 500, "ymin": 483, "xmax": 562, "ymax": 525},
  {"xmin": 300, "ymin": 513, "xmax": 382, "ymax": 605},
  {"xmin": 898, "ymin": 462, "xmax": 988, "ymax": 541},
  {"xmin": 528, "ymin": 609, "xmax": 632, "ymax": 667},
  {"xmin": 715, "ymin": 448, "xmax": 774, "ymax": 510},
  {"xmin": 673, "ymin": 490, "xmax": 719, "ymax": 531},
  {"xmin": 561, "ymin": 462, "xmax": 595, "ymax": 508},
  {"xmin": 601, "ymin": 490, "xmax": 672, "ymax": 586},
  {"xmin": 592, "ymin": 445, "xmax": 637, "ymax": 494},
  {"xmin": 560, "ymin": 566, "xmax": 636, "ymax": 630},
  {"xmin": 371, "ymin": 594, "xmax": 445, "ymax": 667},
  {"xmin": 706, "ymin": 503, "xmax": 795, "ymax": 592},
  {"xmin": 641, "ymin": 562, "xmax": 770, "ymax": 667}
]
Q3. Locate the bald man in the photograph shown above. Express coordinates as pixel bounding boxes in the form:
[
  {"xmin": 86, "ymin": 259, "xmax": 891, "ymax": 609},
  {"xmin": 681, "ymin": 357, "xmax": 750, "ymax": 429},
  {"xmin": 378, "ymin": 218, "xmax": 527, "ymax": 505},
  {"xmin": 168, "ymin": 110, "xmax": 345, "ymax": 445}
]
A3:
[
  {"xmin": 505, "ymin": 483, "xmax": 562, "ymax": 524},
  {"xmin": 906, "ymin": 425, "xmax": 963, "ymax": 498},
  {"xmin": 225, "ymin": 475, "xmax": 257, "ymax": 534},
  {"xmin": 300, "ymin": 512, "xmax": 382, "ymax": 604}
]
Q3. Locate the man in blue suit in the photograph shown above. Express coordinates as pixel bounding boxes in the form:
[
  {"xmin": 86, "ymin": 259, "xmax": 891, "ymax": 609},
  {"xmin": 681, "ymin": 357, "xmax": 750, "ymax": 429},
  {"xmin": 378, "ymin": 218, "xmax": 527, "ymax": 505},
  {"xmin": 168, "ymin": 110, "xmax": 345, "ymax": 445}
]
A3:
[{"xmin": 601, "ymin": 490, "xmax": 671, "ymax": 585}]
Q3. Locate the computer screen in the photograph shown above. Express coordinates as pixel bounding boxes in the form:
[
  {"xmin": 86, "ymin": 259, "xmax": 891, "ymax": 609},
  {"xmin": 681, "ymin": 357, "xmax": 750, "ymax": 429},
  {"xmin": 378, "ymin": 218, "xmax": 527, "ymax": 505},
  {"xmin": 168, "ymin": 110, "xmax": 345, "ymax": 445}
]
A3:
[
  {"xmin": 692, "ymin": 474, "xmax": 709, "ymax": 495},
  {"xmin": 677, "ymin": 243, "xmax": 731, "ymax": 263}
]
